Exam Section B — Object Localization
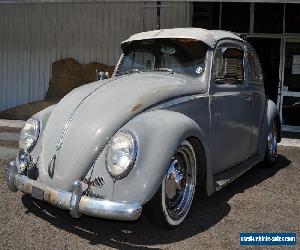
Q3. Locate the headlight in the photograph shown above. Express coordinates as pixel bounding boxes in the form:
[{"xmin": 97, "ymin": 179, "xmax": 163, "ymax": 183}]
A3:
[
  {"xmin": 19, "ymin": 118, "xmax": 40, "ymax": 152},
  {"xmin": 106, "ymin": 131, "xmax": 137, "ymax": 179}
]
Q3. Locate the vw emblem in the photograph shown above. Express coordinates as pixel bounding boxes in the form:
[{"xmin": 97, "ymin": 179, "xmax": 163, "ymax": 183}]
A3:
[
  {"xmin": 195, "ymin": 66, "xmax": 203, "ymax": 74},
  {"xmin": 48, "ymin": 154, "xmax": 56, "ymax": 179}
]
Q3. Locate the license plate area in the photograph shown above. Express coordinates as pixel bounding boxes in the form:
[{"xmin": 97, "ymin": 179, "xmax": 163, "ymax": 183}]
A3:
[{"xmin": 32, "ymin": 186, "xmax": 44, "ymax": 200}]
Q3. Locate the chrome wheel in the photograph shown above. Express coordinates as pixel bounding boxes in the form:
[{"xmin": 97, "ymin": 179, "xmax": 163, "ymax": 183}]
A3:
[
  {"xmin": 267, "ymin": 121, "xmax": 277, "ymax": 161},
  {"xmin": 162, "ymin": 140, "xmax": 196, "ymax": 225}
]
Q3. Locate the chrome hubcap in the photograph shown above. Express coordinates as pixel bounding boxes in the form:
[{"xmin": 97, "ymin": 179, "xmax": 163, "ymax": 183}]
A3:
[
  {"xmin": 267, "ymin": 122, "xmax": 277, "ymax": 160},
  {"xmin": 164, "ymin": 142, "xmax": 196, "ymax": 221}
]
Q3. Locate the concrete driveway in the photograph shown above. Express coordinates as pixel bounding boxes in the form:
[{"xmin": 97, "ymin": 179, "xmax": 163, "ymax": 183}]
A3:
[{"xmin": 0, "ymin": 121, "xmax": 299, "ymax": 249}]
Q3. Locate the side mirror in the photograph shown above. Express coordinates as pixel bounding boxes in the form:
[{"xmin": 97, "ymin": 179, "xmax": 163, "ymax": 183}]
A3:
[{"xmin": 96, "ymin": 70, "xmax": 109, "ymax": 80}]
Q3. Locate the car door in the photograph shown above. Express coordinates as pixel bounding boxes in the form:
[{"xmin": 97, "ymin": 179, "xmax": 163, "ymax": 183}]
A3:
[
  {"xmin": 210, "ymin": 41, "xmax": 252, "ymax": 173},
  {"xmin": 246, "ymin": 45, "xmax": 266, "ymax": 156}
]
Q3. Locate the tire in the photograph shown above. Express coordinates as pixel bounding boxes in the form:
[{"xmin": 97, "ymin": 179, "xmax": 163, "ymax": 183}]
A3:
[
  {"xmin": 144, "ymin": 140, "xmax": 197, "ymax": 228},
  {"xmin": 264, "ymin": 120, "xmax": 278, "ymax": 166}
]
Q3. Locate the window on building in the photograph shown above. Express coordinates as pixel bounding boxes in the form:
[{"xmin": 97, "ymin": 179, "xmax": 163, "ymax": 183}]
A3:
[
  {"xmin": 192, "ymin": 2, "xmax": 220, "ymax": 29},
  {"xmin": 247, "ymin": 38, "xmax": 281, "ymax": 103},
  {"xmin": 214, "ymin": 47, "xmax": 244, "ymax": 85},
  {"xmin": 285, "ymin": 4, "xmax": 300, "ymax": 33},
  {"xmin": 282, "ymin": 96, "xmax": 300, "ymax": 126},
  {"xmin": 248, "ymin": 49, "xmax": 263, "ymax": 85},
  {"xmin": 221, "ymin": 3, "xmax": 250, "ymax": 33},
  {"xmin": 284, "ymin": 42, "xmax": 300, "ymax": 92},
  {"xmin": 254, "ymin": 3, "xmax": 283, "ymax": 34}
]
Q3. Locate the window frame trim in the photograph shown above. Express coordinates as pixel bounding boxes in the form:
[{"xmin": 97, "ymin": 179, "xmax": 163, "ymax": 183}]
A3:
[
  {"xmin": 246, "ymin": 43, "xmax": 264, "ymax": 86},
  {"xmin": 210, "ymin": 39, "xmax": 248, "ymax": 91}
]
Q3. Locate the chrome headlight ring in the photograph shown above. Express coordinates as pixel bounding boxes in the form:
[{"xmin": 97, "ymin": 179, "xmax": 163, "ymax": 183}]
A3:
[
  {"xmin": 19, "ymin": 117, "xmax": 40, "ymax": 153},
  {"xmin": 105, "ymin": 130, "xmax": 138, "ymax": 180}
]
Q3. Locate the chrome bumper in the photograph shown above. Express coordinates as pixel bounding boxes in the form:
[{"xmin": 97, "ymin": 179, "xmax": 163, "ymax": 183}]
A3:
[{"xmin": 5, "ymin": 161, "xmax": 142, "ymax": 221}]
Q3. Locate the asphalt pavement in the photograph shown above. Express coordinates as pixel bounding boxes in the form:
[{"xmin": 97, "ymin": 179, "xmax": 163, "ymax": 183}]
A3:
[{"xmin": 0, "ymin": 123, "xmax": 299, "ymax": 249}]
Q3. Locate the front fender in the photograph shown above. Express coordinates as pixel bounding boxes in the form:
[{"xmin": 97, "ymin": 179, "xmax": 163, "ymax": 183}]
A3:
[
  {"xmin": 111, "ymin": 109, "xmax": 212, "ymax": 205},
  {"xmin": 30, "ymin": 104, "xmax": 56, "ymax": 158},
  {"xmin": 33, "ymin": 104, "xmax": 57, "ymax": 134}
]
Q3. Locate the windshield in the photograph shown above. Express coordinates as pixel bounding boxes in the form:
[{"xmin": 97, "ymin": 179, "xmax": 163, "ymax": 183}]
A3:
[{"xmin": 117, "ymin": 38, "xmax": 208, "ymax": 77}]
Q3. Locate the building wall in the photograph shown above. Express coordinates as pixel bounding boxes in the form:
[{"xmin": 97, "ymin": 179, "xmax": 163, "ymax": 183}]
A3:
[{"xmin": 0, "ymin": 1, "xmax": 192, "ymax": 112}]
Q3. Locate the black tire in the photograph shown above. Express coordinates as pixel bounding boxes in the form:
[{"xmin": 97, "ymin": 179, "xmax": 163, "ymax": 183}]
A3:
[
  {"xmin": 144, "ymin": 140, "xmax": 197, "ymax": 228},
  {"xmin": 263, "ymin": 120, "xmax": 278, "ymax": 166}
]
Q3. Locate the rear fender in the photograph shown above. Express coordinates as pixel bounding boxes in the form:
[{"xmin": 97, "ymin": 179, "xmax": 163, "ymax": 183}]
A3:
[{"xmin": 258, "ymin": 99, "xmax": 281, "ymax": 158}]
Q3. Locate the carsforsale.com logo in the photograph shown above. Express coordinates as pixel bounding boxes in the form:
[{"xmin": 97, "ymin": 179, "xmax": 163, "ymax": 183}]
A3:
[{"xmin": 240, "ymin": 232, "xmax": 297, "ymax": 246}]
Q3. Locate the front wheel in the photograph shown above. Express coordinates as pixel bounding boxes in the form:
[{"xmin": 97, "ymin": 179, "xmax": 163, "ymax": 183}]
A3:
[
  {"xmin": 144, "ymin": 140, "xmax": 197, "ymax": 228},
  {"xmin": 264, "ymin": 120, "xmax": 278, "ymax": 165}
]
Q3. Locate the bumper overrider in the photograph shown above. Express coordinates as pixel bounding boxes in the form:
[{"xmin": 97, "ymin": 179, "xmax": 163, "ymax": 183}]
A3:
[{"xmin": 5, "ymin": 161, "xmax": 142, "ymax": 221}]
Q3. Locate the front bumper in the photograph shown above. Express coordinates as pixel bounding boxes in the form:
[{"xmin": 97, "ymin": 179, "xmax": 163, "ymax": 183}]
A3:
[{"xmin": 5, "ymin": 161, "xmax": 142, "ymax": 221}]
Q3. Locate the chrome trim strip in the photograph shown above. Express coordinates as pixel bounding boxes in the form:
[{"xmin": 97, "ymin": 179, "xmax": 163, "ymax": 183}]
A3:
[
  {"xmin": 5, "ymin": 161, "xmax": 142, "ymax": 221},
  {"xmin": 148, "ymin": 93, "xmax": 207, "ymax": 111},
  {"xmin": 56, "ymin": 76, "xmax": 127, "ymax": 151},
  {"xmin": 78, "ymin": 197, "xmax": 141, "ymax": 221}
]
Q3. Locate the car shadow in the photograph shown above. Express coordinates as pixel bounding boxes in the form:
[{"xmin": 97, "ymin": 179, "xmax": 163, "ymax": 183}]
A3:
[{"xmin": 21, "ymin": 154, "xmax": 291, "ymax": 248}]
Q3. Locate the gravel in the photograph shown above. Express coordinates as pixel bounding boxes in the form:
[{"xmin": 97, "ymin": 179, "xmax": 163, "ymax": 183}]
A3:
[
  {"xmin": 0, "ymin": 119, "xmax": 25, "ymax": 128},
  {"xmin": 0, "ymin": 125, "xmax": 299, "ymax": 249},
  {"xmin": 0, "ymin": 132, "xmax": 20, "ymax": 141},
  {"xmin": 0, "ymin": 147, "xmax": 18, "ymax": 161}
]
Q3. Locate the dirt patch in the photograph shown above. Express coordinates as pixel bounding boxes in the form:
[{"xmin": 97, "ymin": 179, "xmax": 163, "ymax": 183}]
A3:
[
  {"xmin": 0, "ymin": 100, "xmax": 58, "ymax": 121},
  {"xmin": 46, "ymin": 58, "xmax": 114, "ymax": 99}
]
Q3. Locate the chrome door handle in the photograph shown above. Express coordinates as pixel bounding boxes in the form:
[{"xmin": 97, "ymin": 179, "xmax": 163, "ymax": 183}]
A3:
[{"xmin": 246, "ymin": 95, "xmax": 252, "ymax": 101}]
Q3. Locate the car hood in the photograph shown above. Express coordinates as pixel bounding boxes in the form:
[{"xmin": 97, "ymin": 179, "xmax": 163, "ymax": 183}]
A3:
[{"xmin": 38, "ymin": 72, "xmax": 205, "ymax": 191}]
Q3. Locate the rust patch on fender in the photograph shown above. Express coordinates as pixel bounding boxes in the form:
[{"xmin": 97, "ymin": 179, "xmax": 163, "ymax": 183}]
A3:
[{"xmin": 131, "ymin": 103, "xmax": 143, "ymax": 112}]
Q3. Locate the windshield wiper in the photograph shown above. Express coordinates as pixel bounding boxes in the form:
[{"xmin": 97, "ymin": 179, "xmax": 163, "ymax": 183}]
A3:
[
  {"xmin": 116, "ymin": 68, "xmax": 141, "ymax": 76},
  {"xmin": 154, "ymin": 67, "xmax": 174, "ymax": 74}
]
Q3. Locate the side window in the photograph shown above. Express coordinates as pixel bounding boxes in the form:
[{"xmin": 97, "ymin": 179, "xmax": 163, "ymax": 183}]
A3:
[
  {"xmin": 248, "ymin": 49, "xmax": 263, "ymax": 85},
  {"xmin": 214, "ymin": 47, "xmax": 244, "ymax": 85}
]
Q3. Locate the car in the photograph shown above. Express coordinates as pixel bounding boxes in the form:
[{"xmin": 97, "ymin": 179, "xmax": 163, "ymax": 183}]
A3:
[{"xmin": 5, "ymin": 28, "xmax": 281, "ymax": 228}]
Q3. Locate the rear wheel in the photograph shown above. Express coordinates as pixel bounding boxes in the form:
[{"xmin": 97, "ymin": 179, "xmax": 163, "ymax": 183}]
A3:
[
  {"xmin": 144, "ymin": 140, "xmax": 196, "ymax": 228},
  {"xmin": 264, "ymin": 120, "xmax": 278, "ymax": 165}
]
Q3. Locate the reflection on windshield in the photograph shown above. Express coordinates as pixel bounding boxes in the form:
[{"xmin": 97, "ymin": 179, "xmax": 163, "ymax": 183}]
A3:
[{"xmin": 117, "ymin": 39, "xmax": 208, "ymax": 77}]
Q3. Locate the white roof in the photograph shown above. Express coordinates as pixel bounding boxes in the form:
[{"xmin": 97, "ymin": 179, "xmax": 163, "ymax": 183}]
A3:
[{"xmin": 121, "ymin": 28, "xmax": 243, "ymax": 49}]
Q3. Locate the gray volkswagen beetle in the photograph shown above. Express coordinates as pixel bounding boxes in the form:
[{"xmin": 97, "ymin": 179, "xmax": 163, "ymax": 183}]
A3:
[{"xmin": 5, "ymin": 28, "xmax": 281, "ymax": 228}]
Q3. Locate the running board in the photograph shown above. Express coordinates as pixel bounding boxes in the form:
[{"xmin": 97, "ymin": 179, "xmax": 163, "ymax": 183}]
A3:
[{"xmin": 214, "ymin": 154, "xmax": 261, "ymax": 191}]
